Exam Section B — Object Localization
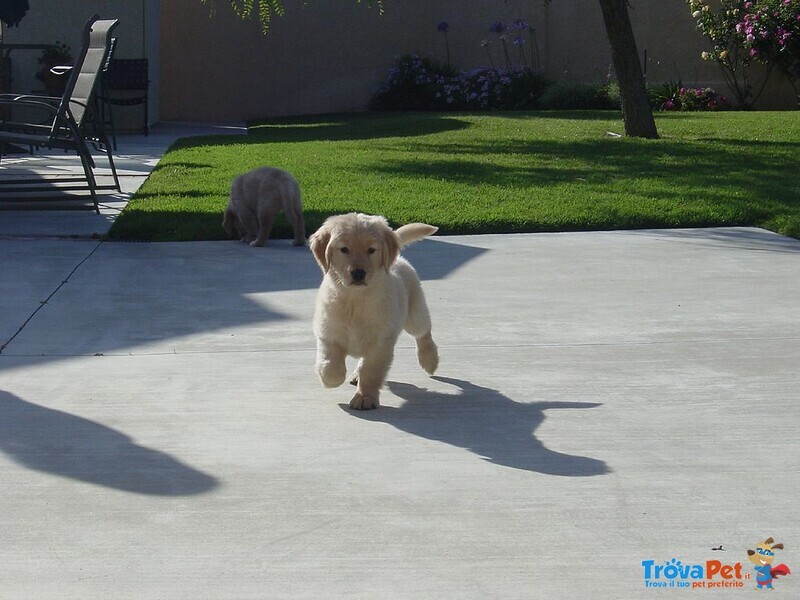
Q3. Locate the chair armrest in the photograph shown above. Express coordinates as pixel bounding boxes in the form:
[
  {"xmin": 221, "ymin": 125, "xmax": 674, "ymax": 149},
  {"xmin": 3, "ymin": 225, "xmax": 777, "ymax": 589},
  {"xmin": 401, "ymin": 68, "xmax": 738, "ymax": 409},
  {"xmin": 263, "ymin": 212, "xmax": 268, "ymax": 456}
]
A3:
[
  {"xmin": 0, "ymin": 94, "xmax": 90, "ymax": 113},
  {"xmin": 0, "ymin": 94, "xmax": 62, "ymax": 114},
  {"xmin": 0, "ymin": 95, "xmax": 84, "ymax": 141},
  {"xmin": 0, "ymin": 93, "xmax": 62, "ymax": 103},
  {"xmin": 49, "ymin": 65, "xmax": 73, "ymax": 76}
]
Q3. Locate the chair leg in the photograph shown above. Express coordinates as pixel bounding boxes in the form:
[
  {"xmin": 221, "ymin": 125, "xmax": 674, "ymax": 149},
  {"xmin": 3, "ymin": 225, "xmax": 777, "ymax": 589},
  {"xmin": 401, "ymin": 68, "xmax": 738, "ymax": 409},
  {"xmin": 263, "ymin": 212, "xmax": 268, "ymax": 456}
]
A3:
[
  {"xmin": 104, "ymin": 138, "xmax": 121, "ymax": 192},
  {"xmin": 76, "ymin": 145, "xmax": 100, "ymax": 214},
  {"xmin": 108, "ymin": 103, "xmax": 117, "ymax": 150},
  {"xmin": 99, "ymin": 97, "xmax": 117, "ymax": 151}
]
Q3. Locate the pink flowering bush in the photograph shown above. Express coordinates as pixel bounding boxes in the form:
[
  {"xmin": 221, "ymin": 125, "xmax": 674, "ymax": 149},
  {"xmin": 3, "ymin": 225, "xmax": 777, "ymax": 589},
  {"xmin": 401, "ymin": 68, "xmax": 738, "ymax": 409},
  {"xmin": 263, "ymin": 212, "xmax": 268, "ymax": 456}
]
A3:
[
  {"xmin": 655, "ymin": 84, "xmax": 731, "ymax": 111},
  {"xmin": 737, "ymin": 0, "xmax": 800, "ymax": 87},
  {"xmin": 689, "ymin": 0, "xmax": 800, "ymax": 105}
]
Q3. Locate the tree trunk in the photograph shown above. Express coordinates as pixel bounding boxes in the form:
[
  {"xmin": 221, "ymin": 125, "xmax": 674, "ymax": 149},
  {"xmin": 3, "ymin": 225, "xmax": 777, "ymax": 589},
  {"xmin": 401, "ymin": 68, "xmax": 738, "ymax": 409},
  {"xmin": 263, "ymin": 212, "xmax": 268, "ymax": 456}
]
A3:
[{"xmin": 598, "ymin": 0, "xmax": 658, "ymax": 138}]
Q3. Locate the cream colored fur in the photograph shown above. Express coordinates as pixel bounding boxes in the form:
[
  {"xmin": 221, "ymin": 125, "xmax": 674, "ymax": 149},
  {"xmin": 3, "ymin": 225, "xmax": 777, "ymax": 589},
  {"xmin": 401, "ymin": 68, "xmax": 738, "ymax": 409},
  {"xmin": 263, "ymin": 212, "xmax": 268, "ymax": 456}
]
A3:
[
  {"xmin": 310, "ymin": 213, "xmax": 439, "ymax": 410},
  {"xmin": 222, "ymin": 167, "xmax": 306, "ymax": 247}
]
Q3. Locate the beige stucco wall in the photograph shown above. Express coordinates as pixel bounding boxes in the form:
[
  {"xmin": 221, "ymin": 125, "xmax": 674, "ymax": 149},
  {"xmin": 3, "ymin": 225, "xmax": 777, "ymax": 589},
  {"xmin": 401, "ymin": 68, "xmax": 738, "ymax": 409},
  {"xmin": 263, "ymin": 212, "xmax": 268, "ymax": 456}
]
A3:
[
  {"xmin": 3, "ymin": 0, "xmax": 148, "ymax": 90},
  {"xmin": 162, "ymin": 0, "xmax": 792, "ymax": 122},
  {"xmin": 1, "ymin": 0, "xmax": 158, "ymax": 124},
  {"xmin": 4, "ymin": 1, "xmax": 795, "ymax": 124}
]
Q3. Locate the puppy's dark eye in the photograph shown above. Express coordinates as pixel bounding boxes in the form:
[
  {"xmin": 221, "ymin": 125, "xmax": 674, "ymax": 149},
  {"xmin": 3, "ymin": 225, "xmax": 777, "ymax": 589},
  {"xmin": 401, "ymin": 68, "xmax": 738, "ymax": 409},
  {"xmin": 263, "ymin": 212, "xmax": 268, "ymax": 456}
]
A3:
[
  {"xmin": 367, "ymin": 248, "xmax": 376, "ymax": 255},
  {"xmin": 340, "ymin": 247, "xmax": 349, "ymax": 254}
]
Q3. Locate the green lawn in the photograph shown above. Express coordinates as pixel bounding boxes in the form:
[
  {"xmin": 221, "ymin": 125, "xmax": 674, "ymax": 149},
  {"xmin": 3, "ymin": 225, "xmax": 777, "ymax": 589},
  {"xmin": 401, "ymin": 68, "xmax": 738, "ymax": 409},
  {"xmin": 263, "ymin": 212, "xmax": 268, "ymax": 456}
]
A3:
[{"xmin": 106, "ymin": 111, "xmax": 800, "ymax": 242}]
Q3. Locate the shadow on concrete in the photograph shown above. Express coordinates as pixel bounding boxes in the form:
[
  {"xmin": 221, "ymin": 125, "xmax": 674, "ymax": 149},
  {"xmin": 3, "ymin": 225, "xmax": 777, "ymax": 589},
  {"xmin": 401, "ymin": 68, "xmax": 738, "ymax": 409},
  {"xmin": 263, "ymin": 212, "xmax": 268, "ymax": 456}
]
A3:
[
  {"xmin": 640, "ymin": 228, "xmax": 800, "ymax": 254},
  {"xmin": 0, "ymin": 390, "xmax": 219, "ymax": 496},
  {"xmin": 400, "ymin": 238, "xmax": 487, "ymax": 281},
  {"xmin": 0, "ymin": 237, "xmax": 487, "ymax": 369},
  {"xmin": 346, "ymin": 376, "xmax": 609, "ymax": 477}
]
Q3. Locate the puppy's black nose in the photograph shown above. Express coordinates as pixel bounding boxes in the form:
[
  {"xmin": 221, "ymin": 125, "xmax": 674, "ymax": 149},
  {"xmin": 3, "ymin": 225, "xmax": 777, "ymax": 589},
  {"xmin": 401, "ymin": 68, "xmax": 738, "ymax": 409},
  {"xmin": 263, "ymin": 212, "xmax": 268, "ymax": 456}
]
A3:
[{"xmin": 351, "ymin": 268, "xmax": 366, "ymax": 283}]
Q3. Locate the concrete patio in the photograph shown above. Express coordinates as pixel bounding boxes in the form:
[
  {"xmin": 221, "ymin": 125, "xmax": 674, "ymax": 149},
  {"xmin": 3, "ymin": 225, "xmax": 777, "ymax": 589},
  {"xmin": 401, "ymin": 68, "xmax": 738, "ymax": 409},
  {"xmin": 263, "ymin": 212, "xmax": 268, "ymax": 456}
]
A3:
[
  {"xmin": 0, "ymin": 125, "xmax": 798, "ymax": 598},
  {"xmin": 0, "ymin": 121, "xmax": 246, "ymax": 238}
]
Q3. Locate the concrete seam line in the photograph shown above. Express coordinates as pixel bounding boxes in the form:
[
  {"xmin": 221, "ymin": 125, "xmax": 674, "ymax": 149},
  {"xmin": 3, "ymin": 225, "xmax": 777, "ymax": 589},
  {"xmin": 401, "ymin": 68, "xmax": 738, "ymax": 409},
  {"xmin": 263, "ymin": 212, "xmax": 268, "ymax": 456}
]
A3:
[{"xmin": 0, "ymin": 241, "xmax": 104, "ymax": 354}]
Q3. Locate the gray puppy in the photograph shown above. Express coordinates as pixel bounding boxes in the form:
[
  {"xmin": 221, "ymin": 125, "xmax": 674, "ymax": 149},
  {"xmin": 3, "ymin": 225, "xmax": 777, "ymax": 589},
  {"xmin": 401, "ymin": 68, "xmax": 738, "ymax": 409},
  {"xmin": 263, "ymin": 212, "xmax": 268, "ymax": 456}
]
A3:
[{"xmin": 222, "ymin": 167, "xmax": 306, "ymax": 247}]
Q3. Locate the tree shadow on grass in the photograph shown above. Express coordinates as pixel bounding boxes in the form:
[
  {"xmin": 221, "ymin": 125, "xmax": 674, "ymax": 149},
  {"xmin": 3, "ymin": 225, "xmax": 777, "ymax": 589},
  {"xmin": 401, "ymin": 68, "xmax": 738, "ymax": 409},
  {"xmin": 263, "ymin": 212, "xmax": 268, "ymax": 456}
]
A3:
[
  {"xmin": 365, "ymin": 135, "xmax": 800, "ymax": 234},
  {"xmin": 493, "ymin": 109, "xmax": 624, "ymax": 122},
  {"xmin": 162, "ymin": 114, "xmax": 471, "ymax": 152},
  {"xmin": 372, "ymin": 135, "xmax": 798, "ymax": 189},
  {"xmin": 243, "ymin": 112, "xmax": 473, "ymax": 144},
  {"xmin": 0, "ymin": 390, "xmax": 219, "ymax": 496},
  {"xmin": 345, "ymin": 376, "xmax": 609, "ymax": 476}
]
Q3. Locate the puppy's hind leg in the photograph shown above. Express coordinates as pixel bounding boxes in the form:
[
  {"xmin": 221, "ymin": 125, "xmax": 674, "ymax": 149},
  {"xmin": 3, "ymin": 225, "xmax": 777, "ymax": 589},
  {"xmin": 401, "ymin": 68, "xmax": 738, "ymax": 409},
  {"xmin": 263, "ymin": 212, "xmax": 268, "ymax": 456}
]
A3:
[
  {"xmin": 237, "ymin": 206, "xmax": 259, "ymax": 244},
  {"xmin": 349, "ymin": 358, "xmax": 363, "ymax": 386},
  {"xmin": 404, "ymin": 278, "xmax": 439, "ymax": 375},
  {"xmin": 286, "ymin": 197, "xmax": 307, "ymax": 246},
  {"xmin": 350, "ymin": 348, "xmax": 394, "ymax": 410},
  {"xmin": 251, "ymin": 210, "xmax": 275, "ymax": 247},
  {"xmin": 414, "ymin": 330, "xmax": 439, "ymax": 376}
]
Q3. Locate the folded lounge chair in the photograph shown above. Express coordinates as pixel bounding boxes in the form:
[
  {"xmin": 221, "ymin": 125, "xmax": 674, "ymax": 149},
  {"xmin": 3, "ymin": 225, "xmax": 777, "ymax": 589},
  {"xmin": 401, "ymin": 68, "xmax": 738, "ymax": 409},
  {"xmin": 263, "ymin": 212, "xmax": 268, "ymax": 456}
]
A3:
[{"xmin": 0, "ymin": 15, "xmax": 119, "ymax": 213}]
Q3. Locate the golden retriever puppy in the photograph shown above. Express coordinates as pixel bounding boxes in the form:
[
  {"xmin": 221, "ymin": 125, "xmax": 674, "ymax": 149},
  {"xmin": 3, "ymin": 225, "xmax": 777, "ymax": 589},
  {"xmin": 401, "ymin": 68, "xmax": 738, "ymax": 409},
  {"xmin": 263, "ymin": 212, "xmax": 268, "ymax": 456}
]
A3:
[
  {"xmin": 222, "ymin": 167, "xmax": 306, "ymax": 247},
  {"xmin": 310, "ymin": 213, "xmax": 439, "ymax": 410}
]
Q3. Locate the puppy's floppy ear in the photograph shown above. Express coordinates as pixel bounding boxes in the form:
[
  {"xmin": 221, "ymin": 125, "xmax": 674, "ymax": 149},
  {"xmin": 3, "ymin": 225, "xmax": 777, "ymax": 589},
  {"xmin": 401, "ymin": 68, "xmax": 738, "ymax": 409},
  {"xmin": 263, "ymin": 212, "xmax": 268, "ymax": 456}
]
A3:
[
  {"xmin": 309, "ymin": 222, "xmax": 332, "ymax": 272},
  {"xmin": 381, "ymin": 228, "xmax": 401, "ymax": 271}
]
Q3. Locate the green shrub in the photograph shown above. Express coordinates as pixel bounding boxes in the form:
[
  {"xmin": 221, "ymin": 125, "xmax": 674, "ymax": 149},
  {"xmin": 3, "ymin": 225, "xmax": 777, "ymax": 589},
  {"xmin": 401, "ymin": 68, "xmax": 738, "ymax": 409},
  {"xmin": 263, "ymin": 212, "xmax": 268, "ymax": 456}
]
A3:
[
  {"xmin": 369, "ymin": 54, "xmax": 457, "ymax": 111},
  {"xmin": 538, "ymin": 82, "xmax": 619, "ymax": 110},
  {"xmin": 456, "ymin": 67, "xmax": 550, "ymax": 110}
]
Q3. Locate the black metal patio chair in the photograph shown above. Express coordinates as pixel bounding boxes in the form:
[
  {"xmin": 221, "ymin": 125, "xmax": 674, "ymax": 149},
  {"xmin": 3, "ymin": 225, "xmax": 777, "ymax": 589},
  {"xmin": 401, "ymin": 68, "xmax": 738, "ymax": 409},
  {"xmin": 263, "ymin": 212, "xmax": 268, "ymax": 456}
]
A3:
[
  {"xmin": 97, "ymin": 57, "xmax": 149, "ymax": 150},
  {"xmin": 0, "ymin": 15, "xmax": 119, "ymax": 213}
]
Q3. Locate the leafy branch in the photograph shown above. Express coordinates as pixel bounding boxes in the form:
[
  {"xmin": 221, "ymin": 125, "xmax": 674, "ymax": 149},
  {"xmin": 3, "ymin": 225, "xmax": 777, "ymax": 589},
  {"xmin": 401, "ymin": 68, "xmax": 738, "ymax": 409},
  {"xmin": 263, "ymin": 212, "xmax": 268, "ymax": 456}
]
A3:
[{"xmin": 200, "ymin": 0, "xmax": 384, "ymax": 34}]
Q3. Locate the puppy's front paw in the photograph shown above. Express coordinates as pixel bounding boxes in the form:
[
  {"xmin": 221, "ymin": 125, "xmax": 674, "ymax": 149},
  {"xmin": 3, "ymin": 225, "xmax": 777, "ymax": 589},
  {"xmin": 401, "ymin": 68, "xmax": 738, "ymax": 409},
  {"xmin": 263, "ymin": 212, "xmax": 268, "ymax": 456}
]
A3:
[
  {"xmin": 318, "ymin": 359, "xmax": 347, "ymax": 388},
  {"xmin": 349, "ymin": 392, "xmax": 379, "ymax": 410}
]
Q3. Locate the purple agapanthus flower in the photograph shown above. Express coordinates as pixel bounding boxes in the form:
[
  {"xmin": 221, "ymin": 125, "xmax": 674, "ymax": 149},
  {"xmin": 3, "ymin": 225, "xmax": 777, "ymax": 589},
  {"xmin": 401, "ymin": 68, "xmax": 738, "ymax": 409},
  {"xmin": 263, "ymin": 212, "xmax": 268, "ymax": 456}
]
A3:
[
  {"xmin": 437, "ymin": 21, "xmax": 449, "ymax": 32},
  {"xmin": 489, "ymin": 21, "xmax": 504, "ymax": 33},
  {"xmin": 513, "ymin": 36, "xmax": 525, "ymax": 45},
  {"xmin": 511, "ymin": 19, "xmax": 529, "ymax": 31}
]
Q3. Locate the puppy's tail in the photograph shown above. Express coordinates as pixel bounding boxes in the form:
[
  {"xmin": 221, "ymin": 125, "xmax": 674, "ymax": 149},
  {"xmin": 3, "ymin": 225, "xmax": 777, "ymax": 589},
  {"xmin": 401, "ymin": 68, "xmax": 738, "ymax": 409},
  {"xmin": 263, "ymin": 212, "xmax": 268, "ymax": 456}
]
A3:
[{"xmin": 395, "ymin": 223, "xmax": 438, "ymax": 248}]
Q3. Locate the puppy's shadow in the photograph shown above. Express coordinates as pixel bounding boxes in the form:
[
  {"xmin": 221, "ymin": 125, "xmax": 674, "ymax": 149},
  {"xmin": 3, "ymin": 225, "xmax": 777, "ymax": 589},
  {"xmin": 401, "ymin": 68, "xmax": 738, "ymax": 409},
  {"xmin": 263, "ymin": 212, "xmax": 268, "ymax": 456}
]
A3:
[
  {"xmin": 0, "ymin": 391, "xmax": 218, "ymax": 496},
  {"xmin": 344, "ymin": 376, "xmax": 609, "ymax": 476}
]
